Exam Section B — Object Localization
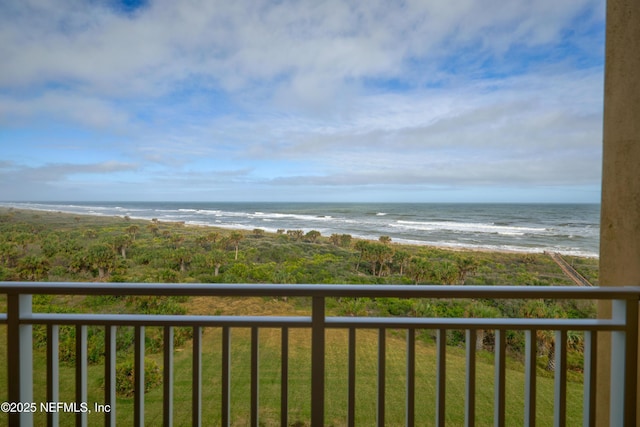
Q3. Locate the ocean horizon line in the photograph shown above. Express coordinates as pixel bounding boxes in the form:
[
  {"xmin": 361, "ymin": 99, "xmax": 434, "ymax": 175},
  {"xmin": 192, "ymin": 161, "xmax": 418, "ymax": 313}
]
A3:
[
  {"xmin": 0, "ymin": 200, "xmax": 601, "ymax": 205},
  {"xmin": 0, "ymin": 201, "xmax": 600, "ymax": 258}
]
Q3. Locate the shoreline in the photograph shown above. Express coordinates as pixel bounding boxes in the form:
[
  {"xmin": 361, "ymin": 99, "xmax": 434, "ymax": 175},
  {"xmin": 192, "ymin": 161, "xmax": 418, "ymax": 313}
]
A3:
[
  {"xmin": 0, "ymin": 206, "xmax": 598, "ymax": 259},
  {"xmin": 0, "ymin": 206, "xmax": 600, "ymax": 287}
]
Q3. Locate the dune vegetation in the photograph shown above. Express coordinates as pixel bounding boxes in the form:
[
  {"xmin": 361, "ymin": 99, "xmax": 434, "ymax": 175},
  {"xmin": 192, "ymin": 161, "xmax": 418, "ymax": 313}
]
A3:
[{"xmin": 0, "ymin": 207, "xmax": 598, "ymax": 425}]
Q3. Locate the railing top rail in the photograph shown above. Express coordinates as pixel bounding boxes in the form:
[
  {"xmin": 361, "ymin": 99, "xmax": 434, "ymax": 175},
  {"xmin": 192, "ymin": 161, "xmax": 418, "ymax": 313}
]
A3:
[
  {"xmin": 5, "ymin": 313, "xmax": 625, "ymax": 331},
  {"xmin": 1, "ymin": 282, "xmax": 639, "ymax": 300}
]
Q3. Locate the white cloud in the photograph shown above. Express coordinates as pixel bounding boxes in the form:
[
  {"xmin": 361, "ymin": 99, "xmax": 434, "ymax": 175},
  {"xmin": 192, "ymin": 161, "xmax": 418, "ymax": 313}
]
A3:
[
  {"xmin": 0, "ymin": 0, "xmax": 605, "ymax": 202},
  {"xmin": 0, "ymin": 91, "xmax": 130, "ymax": 128},
  {"xmin": 1, "ymin": 0, "xmax": 602, "ymax": 95}
]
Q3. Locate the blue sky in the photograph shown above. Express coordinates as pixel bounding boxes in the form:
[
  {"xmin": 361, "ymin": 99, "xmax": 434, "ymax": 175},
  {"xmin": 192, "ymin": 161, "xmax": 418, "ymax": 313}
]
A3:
[{"xmin": 0, "ymin": 0, "xmax": 605, "ymax": 203}]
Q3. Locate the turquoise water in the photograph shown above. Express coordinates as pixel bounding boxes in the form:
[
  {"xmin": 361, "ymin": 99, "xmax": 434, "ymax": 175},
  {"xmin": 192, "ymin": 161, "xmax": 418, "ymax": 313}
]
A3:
[{"xmin": 2, "ymin": 202, "xmax": 600, "ymax": 257}]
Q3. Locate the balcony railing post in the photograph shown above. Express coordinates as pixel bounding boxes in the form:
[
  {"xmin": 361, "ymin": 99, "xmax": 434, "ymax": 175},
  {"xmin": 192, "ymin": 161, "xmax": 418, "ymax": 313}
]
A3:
[
  {"xmin": 610, "ymin": 298, "xmax": 639, "ymax": 426},
  {"xmin": 311, "ymin": 295, "xmax": 325, "ymax": 427},
  {"xmin": 7, "ymin": 293, "xmax": 33, "ymax": 426}
]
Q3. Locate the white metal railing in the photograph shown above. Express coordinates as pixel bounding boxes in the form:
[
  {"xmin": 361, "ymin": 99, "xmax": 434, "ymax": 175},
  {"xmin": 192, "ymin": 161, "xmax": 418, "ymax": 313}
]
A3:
[{"xmin": 1, "ymin": 282, "xmax": 638, "ymax": 426}]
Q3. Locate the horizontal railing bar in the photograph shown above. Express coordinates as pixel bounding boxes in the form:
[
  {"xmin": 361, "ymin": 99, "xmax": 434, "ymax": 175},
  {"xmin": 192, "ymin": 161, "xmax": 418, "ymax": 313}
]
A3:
[
  {"xmin": 325, "ymin": 317, "xmax": 626, "ymax": 330},
  {"xmin": 11, "ymin": 314, "xmax": 628, "ymax": 330},
  {"xmin": 23, "ymin": 314, "xmax": 312, "ymax": 327},
  {"xmin": 1, "ymin": 282, "xmax": 640, "ymax": 299},
  {"xmin": 2, "ymin": 311, "xmax": 628, "ymax": 332}
]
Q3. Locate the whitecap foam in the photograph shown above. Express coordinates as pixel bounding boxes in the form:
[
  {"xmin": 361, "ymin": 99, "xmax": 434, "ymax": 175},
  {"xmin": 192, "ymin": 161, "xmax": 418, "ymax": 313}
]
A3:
[
  {"xmin": 250, "ymin": 212, "xmax": 333, "ymax": 222},
  {"xmin": 392, "ymin": 220, "xmax": 547, "ymax": 235}
]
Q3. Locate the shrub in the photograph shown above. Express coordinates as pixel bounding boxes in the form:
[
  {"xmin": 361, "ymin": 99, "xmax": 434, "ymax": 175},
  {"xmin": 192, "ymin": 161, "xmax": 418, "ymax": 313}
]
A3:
[
  {"xmin": 115, "ymin": 358, "xmax": 162, "ymax": 397},
  {"xmin": 127, "ymin": 296, "xmax": 187, "ymax": 315}
]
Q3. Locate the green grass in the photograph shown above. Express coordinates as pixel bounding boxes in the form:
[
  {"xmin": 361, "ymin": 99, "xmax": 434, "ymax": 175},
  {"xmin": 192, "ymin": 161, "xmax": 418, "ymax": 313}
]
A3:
[{"xmin": 1, "ymin": 322, "xmax": 584, "ymax": 426}]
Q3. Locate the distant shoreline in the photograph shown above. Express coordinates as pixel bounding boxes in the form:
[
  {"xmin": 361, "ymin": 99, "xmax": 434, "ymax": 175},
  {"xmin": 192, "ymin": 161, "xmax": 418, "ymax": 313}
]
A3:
[{"xmin": 0, "ymin": 206, "xmax": 598, "ymax": 259}]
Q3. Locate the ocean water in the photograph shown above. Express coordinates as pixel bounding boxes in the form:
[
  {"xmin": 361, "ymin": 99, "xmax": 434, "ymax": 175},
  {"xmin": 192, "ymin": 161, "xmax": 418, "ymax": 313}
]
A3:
[{"xmin": 1, "ymin": 202, "xmax": 600, "ymax": 257}]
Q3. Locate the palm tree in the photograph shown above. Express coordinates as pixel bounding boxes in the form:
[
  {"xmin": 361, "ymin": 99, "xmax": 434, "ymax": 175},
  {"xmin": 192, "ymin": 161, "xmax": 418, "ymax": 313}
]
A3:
[
  {"xmin": 392, "ymin": 249, "xmax": 410, "ymax": 275},
  {"xmin": 126, "ymin": 225, "xmax": 140, "ymax": 241},
  {"xmin": 354, "ymin": 241, "xmax": 370, "ymax": 272},
  {"xmin": 206, "ymin": 231, "xmax": 221, "ymax": 244},
  {"xmin": 372, "ymin": 243, "xmax": 394, "ymax": 277},
  {"xmin": 339, "ymin": 234, "xmax": 352, "ymax": 248},
  {"xmin": 431, "ymin": 261, "xmax": 459, "ymax": 285},
  {"xmin": 169, "ymin": 234, "xmax": 185, "ymax": 249},
  {"xmin": 286, "ymin": 230, "xmax": 304, "ymax": 241},
  {"xmin": 208, "ymin": 249, "xmax": 226, "ymax": 276},
  {"xmin": 17, "ymin": 256, "xmax": 50, "ymax": 281},
  {"xmin": 0, "ymin": 242, "xmax": 20, "ymax": 267},
  {"xmin": 520, "ymin": 300, "xmax": 567, "ymax": 371},
  {"xmin": 110, "ymin": 235, "xmax": 132, "ymax": 259},
  {"xmin": 146, "ymin": 224, "xmax": 159, "ymax": 236},
  {"xmin": 407, "ymin": 257, "xmax": 432, "ymax": 285},
  {"xmin": 172, "ymin": 247, "xmax": 192, "ymax": 273},
  {"xmin": 465, "ymin": 300, "xmax": 501, "ymax": 350},
  {"xmin": 83, "ymin": 229, "xmax": 98, "ymax": 239},
  {"xmin": 87, "ymin": 243, "xmax": 117, "ymax": 279},
  {"xmin": 305, "ymin": 230, "xmax": 321, "ymax": 243},
  {"xmin": 364, "ymin": 243, "xmax": 381, "ymax": 275},
  {"xmin": 228, "ymin": 231, "xmax": 244, "ymax": 260},
  {"xmin": 195, "ymin": 235, "xmax": 209, "ymax": 249},
  {"xmin": 456, "ymin": 256, "xmax": 479, "ymax": 283},
  {"xmin": 11, "ymin": 232, "xmax": 32, "ymax": 253}
]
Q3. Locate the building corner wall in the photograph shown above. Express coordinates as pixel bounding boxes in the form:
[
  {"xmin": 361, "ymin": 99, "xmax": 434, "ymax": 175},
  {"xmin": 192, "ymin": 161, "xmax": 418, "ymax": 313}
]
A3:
[{"xmin": 598, "ymin": 0, "xmax": 640, "ymax": 425}]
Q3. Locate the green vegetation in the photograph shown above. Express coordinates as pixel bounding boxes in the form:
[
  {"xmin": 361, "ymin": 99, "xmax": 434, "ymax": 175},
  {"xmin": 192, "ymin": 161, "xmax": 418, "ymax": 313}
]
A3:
[
  {"xmin": 0, "ymin": 208, "xmax": 598, "ymax": 288},
  {"xmin": 0, "ymin": 208, "xmax": 599, "ymax": 425}
]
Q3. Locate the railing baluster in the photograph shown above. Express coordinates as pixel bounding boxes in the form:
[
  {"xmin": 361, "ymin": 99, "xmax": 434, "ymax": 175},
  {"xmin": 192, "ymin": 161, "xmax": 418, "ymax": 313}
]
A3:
[
  {"xmin": 583, "ymin": 330, "xmax": 596, "ymax": 427},
  {"xmin": 134, "ymin": 326, "xmax": 145, "ymax": 427},
  {"xmin": 76, "ymin": 324, "xmax": 88, "ymax": 427},
  {"xmin": 554, "ymin": 330, "xmax": 567, "ymax": 427},
  {"xmin": 347, "ymin": 327, "xmax": 356, "ymax": 427},
  {"xmin": 465, "ymin": 329, "xmax": 476, "ymax": 427},
  {"xmin": 377, "ymin": 328, "xmax": 386, "ymax": 427},
  {"xmin": 436, "ymin": 328, "xmax": 446, "ymax": 427},
  {"xmin": 251, "ymin": 327, "xmax": 259, "ymax": 427},
  {"xmin": 524, "ymin": 330, "xmax": 537, "ymax": 427},
  {"xmin": 406, "ymin": 329, "xmax": 416, "ymax": 427},
  {"xmin": 105, "ymin": 325, "xmax": 116, "ymax": 427},
  {"xmin": 222, "ymin": 326, "xmax": 231, "ymax": 427},
  {"xmin": 7, "ymin": 293, "xmax": 33, "ymax": 426},
  {"xmin": 610, "ymin": 298, "xmax": 639, "ymax": 426},
  {"xmin": 47, "ymin": 324, "xmax": 59, "ymax": 427},
  {"xmin": 494, "ymin": 329, "xmax": 506, "ymax": 427},
  {"xmin": 163, "ymin": 326, "xmax": 174, "ymax": 427},
  {"xmin": 311, "ymin": 296, "xmax": 325, "ymax": 427},
  {"xmin": 281, "ymin": 327, "xmax": 289, "ymax": 427},
  {"xmin": 193, "ymin": 326, "xmax": 202, "ymax": 427},
  {"xmin": 626, "ymin": 298, "xmax": 639, "ymax": 426}
]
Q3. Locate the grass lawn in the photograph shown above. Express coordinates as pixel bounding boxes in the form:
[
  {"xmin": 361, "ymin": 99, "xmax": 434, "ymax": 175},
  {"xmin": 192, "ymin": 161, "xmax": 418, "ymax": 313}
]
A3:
[{"xmin": 1, "ymin": 297, "xmax": 584, "ymax": 427}]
